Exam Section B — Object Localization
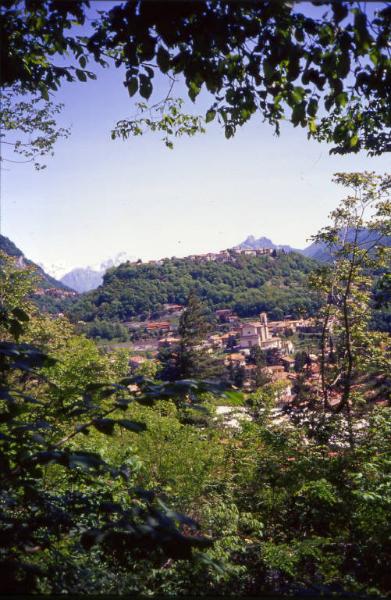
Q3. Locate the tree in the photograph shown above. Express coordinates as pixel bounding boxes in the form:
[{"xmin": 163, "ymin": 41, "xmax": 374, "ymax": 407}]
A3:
[
  {"xmin": 0, "ymin": 251, "xmax": 35, "ymax": 340},
  {"xmin": 311, "ymin": 172, "xmax": 391, "ymax": 415},
  {"xmin": 249, "ymin": 345, "xmax": 266, "ymax": 366},
  {"xmin": 253, "ymin": 365, "xmax": 272, "ymax": 390},
  {"xmin": 265, "ymin": 347, "xmax": 282, "ymax": 366},
  {"xmin": 0, "ymin": 86, "xmax": 70, "ymax": 170},
  {"xmin": 294, "ymin": 350, "xmax": 311, "ymax": 374},
  {"xmin": 1, "ymin": 2, "xmax": 390, "ymax": 155},
  {"xmin": 176, "ymin": 290, "xmax": 218, "ymax": 379},
  {"xmin": 228, "ymin": 363, "xmax": 246, "ymax": 388},
  {"xmin": 158, "ymin": 290, "xmax": 220, "ymax": 381},
  {"xmin": 247, "ymin": 346, "xmax": 270, "ymax": 389},
  {"xmin": 226, "ymin": 334, "xmax": 238, "ymax": 351}
]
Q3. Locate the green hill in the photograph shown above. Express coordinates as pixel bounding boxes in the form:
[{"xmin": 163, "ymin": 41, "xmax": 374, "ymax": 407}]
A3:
[{"xmin": 69, "ymin": 252, "xmax": 320, "ymax": 322}]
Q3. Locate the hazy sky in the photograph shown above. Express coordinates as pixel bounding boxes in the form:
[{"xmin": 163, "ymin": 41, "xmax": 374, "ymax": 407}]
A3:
[{"xmin": 2, "ymin": 5, "xmax": 389, "ymax": 276}]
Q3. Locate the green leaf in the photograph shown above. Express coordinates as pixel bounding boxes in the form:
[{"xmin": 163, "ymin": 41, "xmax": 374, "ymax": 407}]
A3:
[
  {"xmin": 291, "ymin": 102, "xmax": 305, "ymax": 126},
  {"xmin": 85, "ymin": 382, "xmax": 108, "ymax": 392},
  {"xmin": 287, "ymin": 56, "xmax": 301, "ymax": 82},
  {"xmin": 93, "ymin": 418, "xmax": 116, "ymax": 435},
  {"xmin": 205, "ymin": 109, "xmax": 216, "ymax": 123},
  {"xmin": 126, "ymin": 77, "xmax": 138, "ymax": 97},
  {"xmin": 115, "ymin": 399, "xmax": 132, "ymax": 410},
  {"xmin": 335, "ymin": 92, "xmax": 348, "ymax": 108},
  {"xmin": 369, "ymin": 48, "xmax": 380, "ymax": 66},
  {"xmin": 157, "ymin": 46, "xmax": 170, "ymax": 73},
  {"xmin": 332, "ymin": 3, "xmax": 348, "ymax": 23},
  {"xmin": 12, "ymin": 307, "xmax": 29, "ymax": 322},
  {"xmin": 75, "ymin": 69, "xmax": 87, "ymax": 82},
  {"xmin": 263, "ymin": 59, "xmax": 274, "ymax": 81},
  {"xmin": 117, "ymin": 419, "xmax": 146, "ymax": 433},
  {"xmin": 337, "ymin": 51, "xmax": 350, "ymax": 78},
  {"xmin": 291, "ymin": 86, "xmax": 305, "ymax": 104},
  {"xmin": 68, "ymin": 451, "xmax": 106, "ymax": 470},
  {"xmin": 308, "ymin": 118, "xmax": 317, "ymax": 134},
  {"xmin": 350, "ymin": 134, "xmax": 359, "ymax": 148},
  {"xmin": 307, "ymin": 98, "xmax": 318, "ymax": 117},
  {"xmin": 225, "ymin": 125, "xmax": 234, "ymax": 139},
  {"xmin": 39, "ymin": 86, "xmax": 49, "ymax": 101},
  {"xmin": 188, "ymin": 81, "xmax": 201, "ymax": 102},
  {"xmin": 139, "ymin": 74, "xmax": 152, "ymax": 99},
  {"xmin": 9, "ymin": 319, "xmax": 23, "ymax": 339}
]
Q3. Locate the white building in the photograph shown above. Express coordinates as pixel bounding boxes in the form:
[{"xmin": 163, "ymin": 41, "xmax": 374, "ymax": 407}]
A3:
[{"xmin": 239, "ymin": 312, "xmax": 284, "ymax": 351}]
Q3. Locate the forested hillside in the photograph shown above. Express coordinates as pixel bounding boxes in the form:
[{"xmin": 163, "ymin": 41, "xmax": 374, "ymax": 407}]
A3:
[{"xmin": 69, "ymin": 252, "xmax": 319, "ymax": 322}]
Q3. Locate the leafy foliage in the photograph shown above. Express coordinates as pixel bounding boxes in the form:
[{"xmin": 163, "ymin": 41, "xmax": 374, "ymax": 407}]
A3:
[
  {"xmin": 1, "ymin": 2, "xmax": 390, "ymax": 154},
  {"xmin": 310, "ymin": 172, "xmax": 391, "ymax": 413},
  {"xmin": 112, "ymin": 98, "xmax": 205, "ymax": 149},
  {"xmin": 0, "ymin": 86, "xmax": 70, "ymax": 170},
  {"xmin": 0, "ymin": 260, "xmax": 219, "ymax": 593}
]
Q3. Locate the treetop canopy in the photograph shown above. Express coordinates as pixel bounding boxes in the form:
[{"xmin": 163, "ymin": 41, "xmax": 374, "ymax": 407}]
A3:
[{"xmin": 1, "ymin": 1, "xmax": 390, "ymax": 155}]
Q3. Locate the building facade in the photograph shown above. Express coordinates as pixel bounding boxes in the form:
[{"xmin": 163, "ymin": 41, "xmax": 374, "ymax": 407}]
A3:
[{"xmin": 239, "ymin": 312, "xmax": 283, "ymax": 351}]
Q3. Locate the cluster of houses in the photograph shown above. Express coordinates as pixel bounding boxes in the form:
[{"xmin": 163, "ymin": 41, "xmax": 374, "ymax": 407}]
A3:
[
  {"xmin": 184, "ymin": 247, "xmax": 276, "ymax": 263},
  {"xmin": 127, "ymin": 246, "xmax": 277, "ymax": 267},
  {"xmin": 152, "ymin": 309, "xmax": 313, "ymax": 354},
  {"xmin": 34, "ymin": 287, "xmax": 77, "ymax": 299},
  {"xmin": 129, "ymin": 308, "xmax": 319, "ymax": 403}
]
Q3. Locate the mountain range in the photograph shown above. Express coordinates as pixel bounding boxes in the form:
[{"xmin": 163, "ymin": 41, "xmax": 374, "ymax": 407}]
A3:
[
  {"xmin": 239, "ymin": 235, "xmax": 302, "ymax": 254},
  {"xmin": 238, "ymin": 231, "xmax": 391, "ymax": 262},
  {"xmin": 60, "ymin": 267, "xmax": 105, "ymax": 294},
  {"xmin": 59, "ymin": 252, "xmax": 135, "ymax": 293},
  {"xmin": 3, "ymin": 229, "xmax": 388, "ymax": 296},
  {"xmin": 240, "ymin": 234, "xmax": 331, "ymax": 261}
]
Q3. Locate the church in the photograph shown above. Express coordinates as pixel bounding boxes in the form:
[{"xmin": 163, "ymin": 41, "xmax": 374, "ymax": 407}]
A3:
[{"xmin": 239, "ymin": 312, "xmax": 292, "ymax": 353}]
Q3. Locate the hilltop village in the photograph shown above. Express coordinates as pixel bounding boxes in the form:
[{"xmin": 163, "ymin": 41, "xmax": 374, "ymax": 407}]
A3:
[
  {"xmin": 142, "ymin": 245, "xmax": 277, "ymax": 266},
  {"xmin": 122, "ymin": 246, "xmax": 278, "ymax": 265}
]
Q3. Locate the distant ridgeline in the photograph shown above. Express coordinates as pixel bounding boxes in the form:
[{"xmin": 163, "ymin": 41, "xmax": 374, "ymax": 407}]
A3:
[
  {"xmin": 68, "ymin": 252, "xmax": 320, "ymax": 322},
  {"xmin": 0, "ymin": 234, "xmax": 77, "ymax": 314},
  {"xmin": 0, "ymin": 234, "xmax": 69, "ymax": 290},
  {"xmin": 240, "ymin": 230, "xmax": 391, "ymax": 262},
  {"xmin": 302, "ymin": 228, "xmax": 391, "ymax": 263}
]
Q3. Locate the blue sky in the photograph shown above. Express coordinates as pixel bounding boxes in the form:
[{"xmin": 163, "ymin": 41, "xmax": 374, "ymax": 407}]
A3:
[{"xmin": 2, "ymin": 3, "xmax": 389, "ymax": 276}]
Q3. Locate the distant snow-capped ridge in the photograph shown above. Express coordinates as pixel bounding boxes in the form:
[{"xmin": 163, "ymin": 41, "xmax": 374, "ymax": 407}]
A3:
[
  {"xmin": 60, "ymin": 268, "xmax": 104, "ymax": 293},
  {"xmin": 58, "ymin": 252, "xmax": 136, "ymax": 293}
]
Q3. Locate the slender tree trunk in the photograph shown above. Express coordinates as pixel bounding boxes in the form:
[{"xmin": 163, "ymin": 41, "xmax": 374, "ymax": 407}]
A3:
[{"xmin": 320, "ymin": 308, "xmax": 331, "ymax": 411}]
